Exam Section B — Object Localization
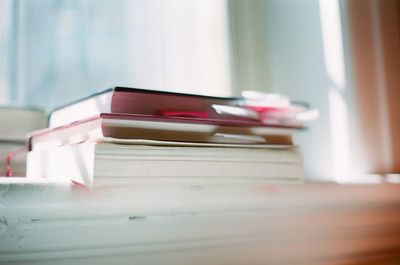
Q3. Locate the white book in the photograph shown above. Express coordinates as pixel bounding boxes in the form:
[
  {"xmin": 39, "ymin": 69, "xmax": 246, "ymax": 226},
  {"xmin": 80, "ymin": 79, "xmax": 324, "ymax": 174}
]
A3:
[{"xmin": 27, "ymin": 139, "xmax": 303, "ymax": 188}]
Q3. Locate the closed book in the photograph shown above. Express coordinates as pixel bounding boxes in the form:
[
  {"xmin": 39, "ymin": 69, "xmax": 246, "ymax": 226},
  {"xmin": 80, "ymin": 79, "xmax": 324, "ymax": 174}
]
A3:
[
  {"xmin": 29, "ymin": 113, "xmax": 295, "ymax": 151},
  {"xmin": 49, "ymin": 87, "xmax": 242, "ymax": 128},
  {"xmin": 26, "ymin": 139, "xmax": 303, "ymax": 188},
  {"xmin": 49, "ymin": 87, "xmax": 305, "ymax": 129}
]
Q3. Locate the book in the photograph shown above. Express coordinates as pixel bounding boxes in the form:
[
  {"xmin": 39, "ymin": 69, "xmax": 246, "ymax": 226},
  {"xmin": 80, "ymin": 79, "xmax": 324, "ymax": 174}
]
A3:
[
  {"xmin": 48, "ymin": 87, "xmax": 305, "ymax": 129},
  {"xmin": 26, "ymin": 139, "xmax": 303, "ymax": 188},
  {"xmin": 29, "ymin": 113, "xmax": 295, "ymax": 151},
  {"xmin": 0, "ymin": 107, "xmax": 47, "ymax": 142},
  {"xmin": 49, "ymin": 87, "xmax": 240, "ymax": 128},
  {"xmin": 0, "ymin": 107, "xmax": 46, "ymax": 176}
]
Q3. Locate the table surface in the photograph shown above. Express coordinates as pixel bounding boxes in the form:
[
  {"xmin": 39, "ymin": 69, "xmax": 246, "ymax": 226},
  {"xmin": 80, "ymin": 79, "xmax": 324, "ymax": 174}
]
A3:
[{"xmin": 1, "ymin": 179, "xmax": 400, "ymax": 265}]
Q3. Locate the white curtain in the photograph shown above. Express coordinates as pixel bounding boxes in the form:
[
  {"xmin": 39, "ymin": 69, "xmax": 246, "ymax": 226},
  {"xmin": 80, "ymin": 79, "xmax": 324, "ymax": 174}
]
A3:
[
  {"xmin": 0, "ymin": 0, "xmax": 232, "ymax": 110},
  {"xmin": 0, "ymin": 0, "xmax": 13, "ymax": 104}
]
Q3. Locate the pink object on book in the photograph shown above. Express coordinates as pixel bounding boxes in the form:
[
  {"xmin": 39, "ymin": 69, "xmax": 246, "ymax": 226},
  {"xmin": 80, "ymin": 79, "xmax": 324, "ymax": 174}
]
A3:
[
  {"xmin": 6, "ymin": 147, "xmax": 27, "ymax": 177},
  {"xmin": 159, "ymin": 110, "xmax": 209, "ymax": 118},
  {"xmin": 246, "ymin": 106, "xmax": 290, "ymax": 113}
]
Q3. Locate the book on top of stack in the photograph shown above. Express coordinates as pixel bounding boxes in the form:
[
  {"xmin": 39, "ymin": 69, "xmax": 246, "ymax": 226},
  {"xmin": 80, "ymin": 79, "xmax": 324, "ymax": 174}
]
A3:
[{"xmin": 26, "ymin": 87, "xmax": 317, "ymax": 188}]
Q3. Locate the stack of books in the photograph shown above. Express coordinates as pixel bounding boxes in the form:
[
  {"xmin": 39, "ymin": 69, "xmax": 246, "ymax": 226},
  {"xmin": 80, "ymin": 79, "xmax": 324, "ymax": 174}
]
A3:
[
  {"xmin": 0, "ymin": 107, "xmax": 46, "ymax": 176},
  {"xmin": 26, "ymin": 87, "xmax": 311, "ymax": 188}
]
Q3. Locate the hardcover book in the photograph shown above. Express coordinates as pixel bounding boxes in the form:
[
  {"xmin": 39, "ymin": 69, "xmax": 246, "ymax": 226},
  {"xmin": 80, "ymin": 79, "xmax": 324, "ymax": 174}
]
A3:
[
  {"xmin": 49, "ymin": 87, "xmax": 306, "ymax": 129},
  {"xmin": 29, "ymin": 113, "xmax": 295, "ymax": 151}
]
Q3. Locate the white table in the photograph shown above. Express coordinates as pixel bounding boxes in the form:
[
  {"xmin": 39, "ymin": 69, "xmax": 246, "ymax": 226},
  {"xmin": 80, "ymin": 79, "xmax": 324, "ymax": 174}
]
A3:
[{"xmin": 1, "ymin": 179, "xmax": 400, "ymax": 265}]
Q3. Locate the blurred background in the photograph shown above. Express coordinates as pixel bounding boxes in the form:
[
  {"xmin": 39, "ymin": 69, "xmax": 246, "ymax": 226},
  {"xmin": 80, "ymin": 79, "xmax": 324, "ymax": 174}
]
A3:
[{"xmin": 0, "ymin": 0, "xmax": 399, "ymax": 182}]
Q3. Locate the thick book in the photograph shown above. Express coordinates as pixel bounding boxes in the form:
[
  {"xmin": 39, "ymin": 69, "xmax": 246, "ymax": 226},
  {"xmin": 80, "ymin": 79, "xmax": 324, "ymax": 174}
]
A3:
[
  {"xmin": 48, "ymin": 87, "xmax": 305, "ymax": 129},
  {"xmin": 29, "ymin": 113, "xmax": 295, "ymax": 151},
  {"xmin": 26, "ymin": 139, "xmax": 303, "ymax": 188}
]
